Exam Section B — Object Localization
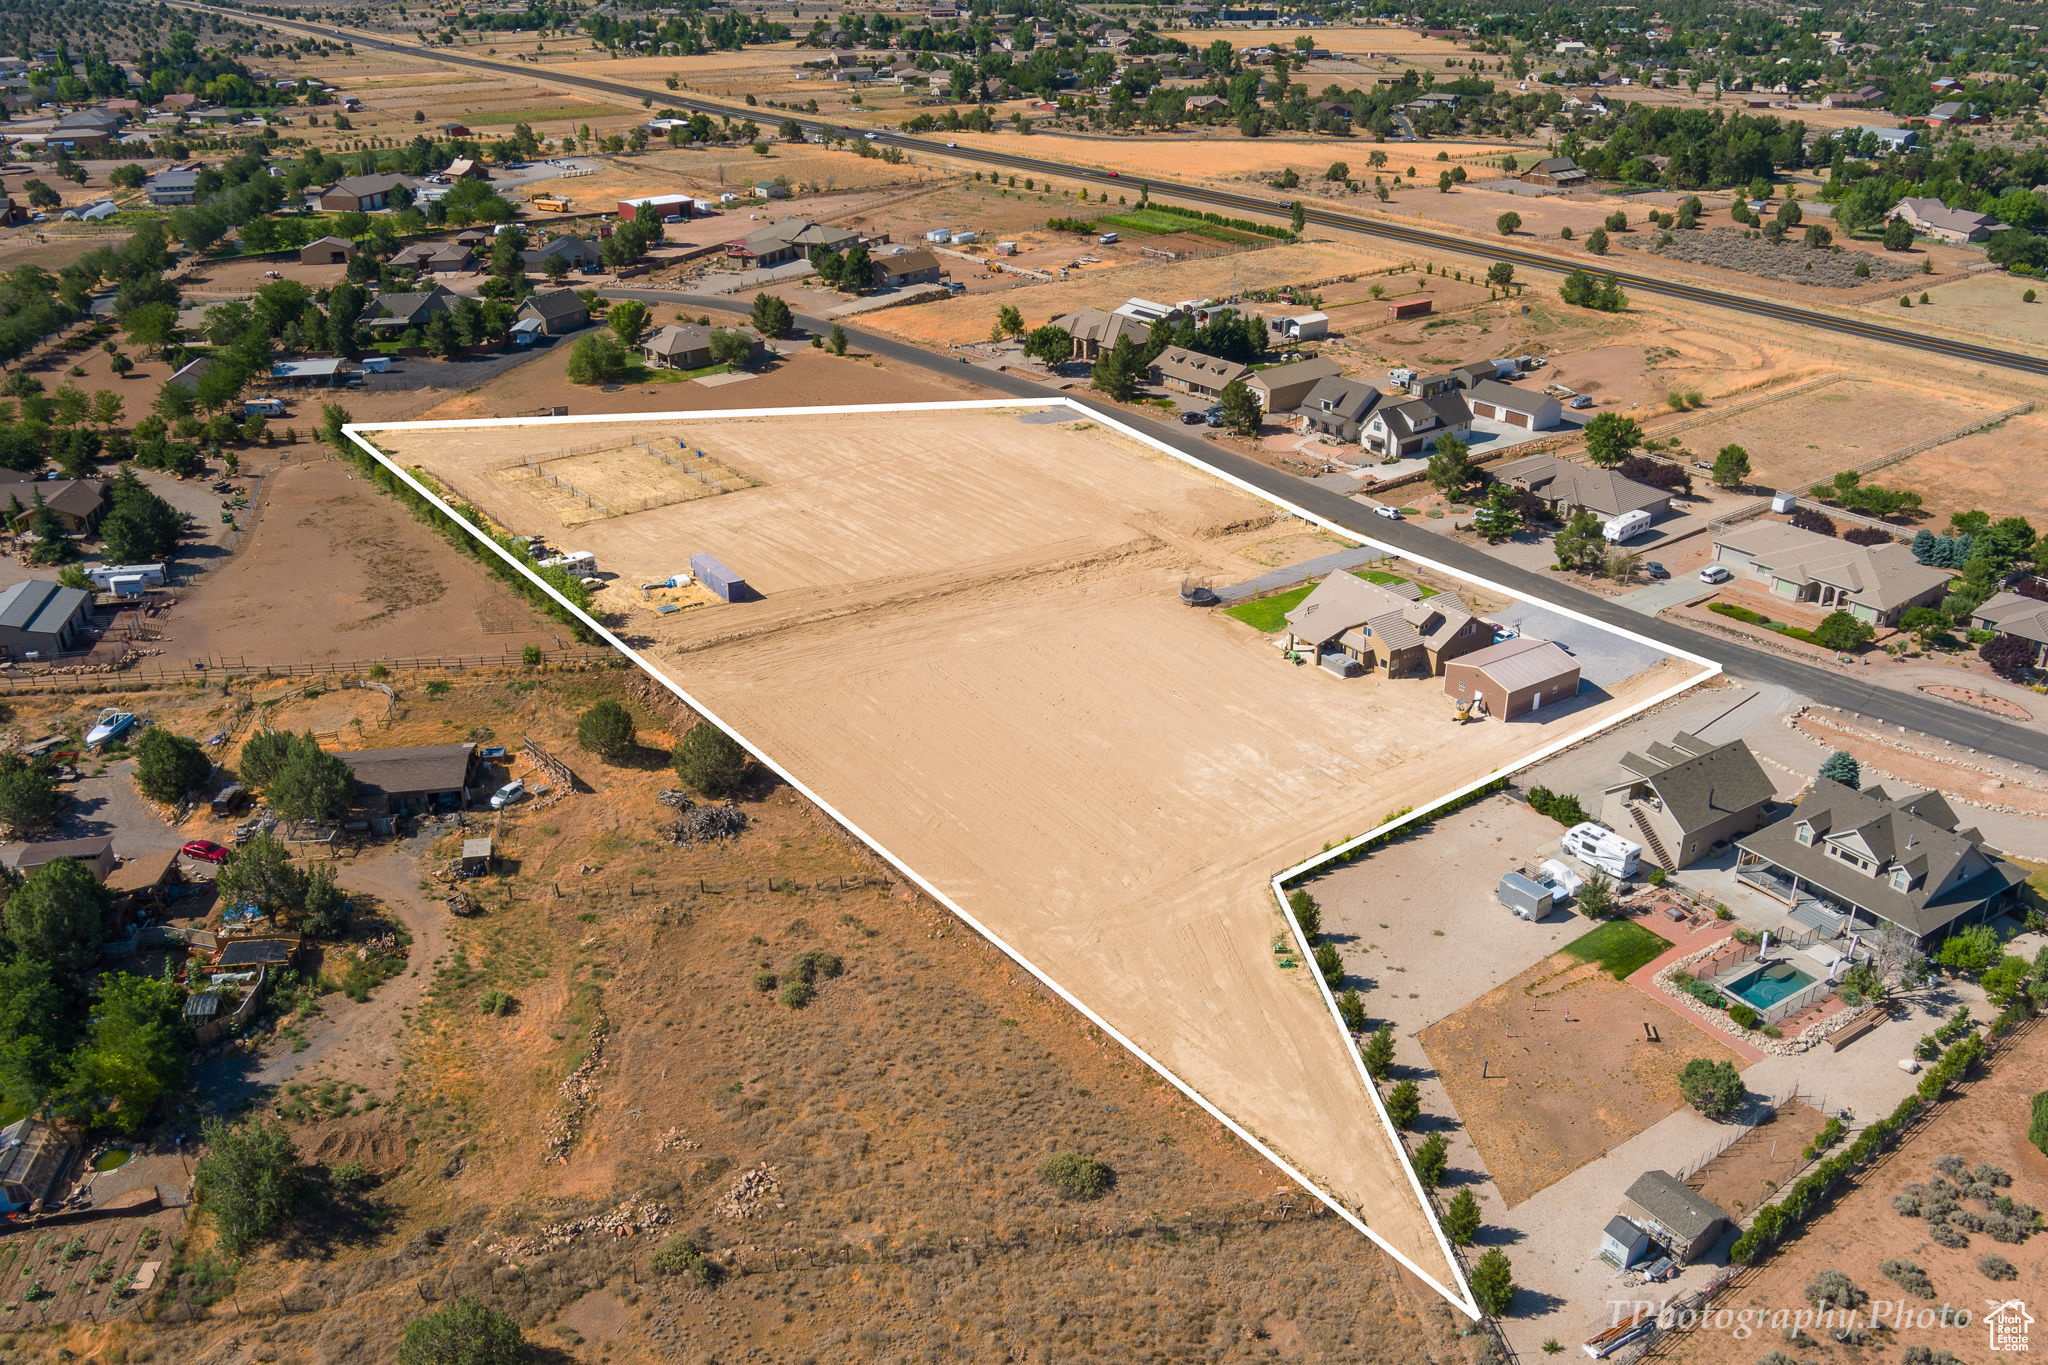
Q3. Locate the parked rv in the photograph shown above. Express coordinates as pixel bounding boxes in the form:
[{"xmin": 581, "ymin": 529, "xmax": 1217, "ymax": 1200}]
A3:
[
  {"xmin": 1562, "ymin": 822, "xmax": 1642, "ymax": 879},
  {"xmin": 1603, "ymin": 510, "xmax": 1653, "ymax": 543}
]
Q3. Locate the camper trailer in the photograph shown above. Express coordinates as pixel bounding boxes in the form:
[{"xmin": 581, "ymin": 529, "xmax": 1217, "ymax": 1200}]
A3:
[
  {"xmin": 1603, "ymin": 509, "xmax": 1653, "ymax": 544},
  {"xmin": 1562, "ymin": 822, "xmax": 1642, "ymax": 879}
]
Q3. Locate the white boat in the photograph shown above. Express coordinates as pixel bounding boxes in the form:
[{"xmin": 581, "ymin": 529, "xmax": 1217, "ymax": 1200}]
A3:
[{"xmin": 85, "ymin": 708, "xmax": 135, "ymax": 747}]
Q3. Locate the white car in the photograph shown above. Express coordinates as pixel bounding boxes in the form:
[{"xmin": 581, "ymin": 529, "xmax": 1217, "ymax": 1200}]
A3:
[
  {"xmin": 1372, "ymin": 505, "xmax": 1402, "ymax": 520},
  {"xmin": 1699, "ymin": 564, "xmax": 1733, "ymax": 584},
  {"xmin": 489, "ymin": 779, "xmax": 526, "ymax": 810}
]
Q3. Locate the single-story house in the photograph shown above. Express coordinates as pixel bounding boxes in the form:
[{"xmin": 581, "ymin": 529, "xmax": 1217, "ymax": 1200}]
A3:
[
  {"xmin": 1736, "ymin": 779, "xmax": 2027, "ymax": 945},
  {"xmin": 1186, "ymin": 94, "xmax": 1229, "ymax": 114},
  {"xmin": 1496, "ymin": 454, "xmax": 1671, "ymax": 521},
  {"xmin": 335, "ymin": 741, "xmax": 482, "ymax": 814},
  {"xmin": 522, "ymin": 235, "xmax": 601, "ymax": 271},
  {"xmin": 1294, "ymin": 376, "xmax": 1384, "ymax": 443},
  {"xmin": 1047, "ymin": 306, "xmax": 1153, "ymax": 361},
  {"xmin": 517, "ymin": 288, "xmax": 589, "ymax": 336},
  {"xmin": 105, "ymin": 848, "xmax": 180, "ymax": 912},
  {"xmin": 872, "ymin": 247, "xmax": 941, "ymax": 288},
  {"xmin": 641, "ymin": 323, "xmax": 722, "ymax": 369},
  {"xmin": 1601, "ymin": 733, "xmax": 1776, "ymax": 870},
  {"xmin": 1860, "ymin": 125, "xmax": 1918, "ymax": 150},
  {"xmin": 1969, "ymin": 589, "xmax": 2048, "ymax": 664},
  {"xmin": 298, "ymin": 235, "xmax": 356, "ymax": 265},
  {"xmin": 1615, "ymin": 1170, "xmax": 1727, "ymax": 1264},
  {"xmin": 1464, "ymin": 379, "xmax": 1561, "ymax": 430},
  {"xmin": 314, "ymin": 173, "xmax": 415, "ymax": 212},
  {"xmin": 1521, "ymin": 155, "xmax": 1590, "ymax": 189},
  {"xmin": 12, "ymin": 479, "xmax": 107, "ymax": 534},
  {"xmin": 389, "ymin": 241, "xmax": 476, "ymax": 274},
  {"xmin": 1441, "ymin": 636, "xmax": 1580, "ymax": 720},
  {"xmin": 0, "ymin": 1116, "xmax": 75, "ymax": 1212},
  {"xmin": 1245, "ymin": 357, "xmax": 1341, "ymax": 414},
  {"xmin": 1282, "ymin": 573, "xmax": 1490, "ymax": 677},
  {"xmin": 1887, "ymin": 196, "xmax": 1996, "ymax": 245},
  {"xmin": 1711, "ymin": 521, "xmax": 1951, "ymax": 627},
  {"xmin": 1360, "ymin": 389, "xmax": 1471, "ymax": 458},
  {"xmin": 360, "ymin": 285, "xmax": 463, "ymax": 332},
  {"xmin": 145, "ymin": 166, "xmax": 201, "ymax": 206},
  {"xmin": 0, "ymin": 835, "xmax": 117, "ymax": 881},
  {"xmin": 1821, "ymin": 84, "xmax": 1886, "ymax": 108},
  {"xmin": 0, "ymin": 578, "xmax": 93, "ymax": 660},
  {"xmin": 1149, "ymin": 346, "xmax": 1250, "ymax": 400},
  {"xmin": 725, "ymin": 217, "xmax": 861, "ymax": 267}
]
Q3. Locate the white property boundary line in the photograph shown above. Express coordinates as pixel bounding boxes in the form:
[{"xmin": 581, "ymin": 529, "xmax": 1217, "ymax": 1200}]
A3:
[{"xmin": 345, "ymin": 397, "xmax": 1721, "ymax": 1321}]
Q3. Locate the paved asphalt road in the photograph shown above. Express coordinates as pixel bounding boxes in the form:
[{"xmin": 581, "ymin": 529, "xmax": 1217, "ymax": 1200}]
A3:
[
  {"xmin": 609, "ymin": 286, "xmax": 2048, "ymax": 771},
  {"xmin": 178, "ymin": 1, "xmax": 2048, "ymax": 379}
]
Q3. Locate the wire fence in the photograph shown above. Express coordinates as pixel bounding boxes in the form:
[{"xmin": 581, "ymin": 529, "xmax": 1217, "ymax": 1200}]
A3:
[{"xmin": 0, "ymin": 647, "xmax": 620, "ymax": 694}]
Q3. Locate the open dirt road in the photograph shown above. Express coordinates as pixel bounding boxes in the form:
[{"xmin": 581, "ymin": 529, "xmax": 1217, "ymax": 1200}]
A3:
[{"xmin": 373, "ymin": 405, "xmax": 1706, "ymax": 1303}]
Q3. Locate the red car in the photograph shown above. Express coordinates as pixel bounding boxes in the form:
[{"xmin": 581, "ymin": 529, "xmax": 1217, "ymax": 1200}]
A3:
[
  {"xmin": 181, "ymin": 840, "xmax": 229, "ymax": 863},
  {"xmin": 1105, "ymin": 170, "xmax": 1119, "ymax": 177}
]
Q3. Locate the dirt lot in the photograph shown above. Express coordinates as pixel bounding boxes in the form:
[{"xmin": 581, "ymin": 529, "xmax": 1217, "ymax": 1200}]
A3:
[
  {"xmin": 1663, "ymin": 378, "xmax": 2005, "ymax": 492},
  {"xmin": 1418, "ymin": 944, "xmax": 1746, "ymax": 1207},
  {"xmin": 1666, "ymin": 1024, "xmax": 2048, "ymax": 1365},
  {"xmin": 371, "ymin": 406, "xmax": 1707, "ymax": 1302},
  {"xmin": 1686, "ymin": 1097, "xmax": 1830, "ymax": 1222},
  {"xmin": 1887, "ymin": 410, "xmax": 2048, "ymax": 527},
  {"xmin": 168, "ymin": 452, "xmax": 563, "ymax": 666},
  {"xmin": 1916, "ymin": 269, "xmax": 2048, "ymax": 348}
]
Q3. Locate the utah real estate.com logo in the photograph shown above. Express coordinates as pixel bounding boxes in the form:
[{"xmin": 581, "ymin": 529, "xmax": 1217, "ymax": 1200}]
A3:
[{"xmin": 1987, "ymin": 1299, "xmax": 2032, "ymax": 1352}]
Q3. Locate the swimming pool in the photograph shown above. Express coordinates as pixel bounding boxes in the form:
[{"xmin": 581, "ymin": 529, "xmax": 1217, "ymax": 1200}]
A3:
[{"xmin": 1723, "ymin": 960, "xmax": 1818, "ymax": 1011}]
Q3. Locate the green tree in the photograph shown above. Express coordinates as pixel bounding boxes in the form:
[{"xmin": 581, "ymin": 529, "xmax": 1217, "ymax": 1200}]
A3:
[
  {"xmin": 575, "ymin": 700, "xmax": 637, "ymax": 761},
  {"xmin": 1486, "ymin": 261, "xmax": 1514, "ymax": 288},
  {"xmin": 564, "ymin": 331, "xmax": 630, "ymax": 386},
  {"xmin": 1361, "ymin": 1024, "xmax": 1395, "ymax": 1079},
  {"xmin": 196, "ymin": 1115, "xmax": 305, "ymax": 1255},
  {"xmin": 1817, "ymin": 750, "xmax": 1860, "ymax": 790},
  {"xmin": 1473, "ymin": 482, "xmax": 1522, "ymax": 543},
  {"xmin": 1289, "ymin": 199, "xmax": 1306, "ymax": 234},
  {"xmin": 1386, "ymin": 1078, "xmax": 1422, "ymax": 1130},
  {"xmin": 4, "ymin": 857, "xmax": 111, "ymax": 971},
  {"xmin": 672, "ymin": 723, "xmax": 748, "ymax": 798},
  {"xmin": 1442, "ymin": 1188, "xmax": 1481, "ymax": 1246},
  {"xmin": 1021, "ymin": 325, "xmax": 1073, "ymax": 366},
  {"xmin": 1678, "ymin": 1057, "xmax": 1745, "ymax": 1121},
  {"xmin": 0, "ymin": 753, "xmax": 61, "ymax": 838},
  {"xmin": 1090, "ymin": 335, "xmax": 1142, "ymax": 402},
  {"xmin": 1495, "ymin": 211, "xmax": 1522, "ymax": 236},
  {"xmin": 1583, "ymin": 412, "xmax": 1643, "ymax": 467},
  {"xmin": 1218, "ymin": 378, "xmax": 1262, "ymax": 434},
  {"xmin": 1935, "ymin": 923, "xmax": 2002, "ymax": 976},
  {"xmin": 60, "ymin": 972, "xmax": 189, "ymax": 1133},
  {"xmin": 266, "ymin": 742, "xmax": 356, "ymax": 826},
  {"xmin": 1585, "ymin": 227, "xmax": 1609, "ymax": 255},
  {"xmin": 1710, "ymin": 444, "xmax": 1752, "ymax": 489},
  {"xmin": 1286, "ymin": 888, "xmax": 1321, "ymax": 940},
  {"xmin": 398, "ymin": 1296, "xmax": 529, "ymax": 1365},
  {"xmin": 301, "ymin": 864, "xmax": 350, "ymax": 939},
  {"xmin": 1812, "ymin": 610, "xmax": 1875, "ymax": 652},
  {"xmin": 1411, "ymin": 1132, "xmax": 1448, "ymax": 1188},
  {"xmin": 0, "ymin": 954, "xmax": 68, "ymax": 1109},
  {"xmin": 826, "ymin": 324, "xmax": 849, "ymax": 356},
  {"xmin": 606, "ymin": 299, "xmax": 650, "ymax": 345},
  {"xmin": 1336, "ymin": 987, "xmax": 1368, "ymax": 1033},
  {"xmin": 707, "ymin": 330, "xmax": 755, "ymax": 368},
  {"xmin": 1426, "ymin": 434, "xmax": 1475, "ymax": 498},
  {"xmin": 1882, "ymin": 215, "xmax": 1914, "ymax": 250},
  {"xmin": 1576, "ymin": 871, "xmax": 1617, "ymax": 920},
  {"xmin": 216, "ymin": 832, "xmax": 308, "ymax": 919},
  {"xmin": 134, "ymin": 728, "xmax": 211, "ymax": 803},
  {"xmin": 1551, "ymin": 510, "xmax": 1606, "ymax": 572},
  {"xmin": 749, "ymin": 292, "xmax": 794, "ymax": 338},
  {"xmin": 1471, "ymin": 1249, "xmax": 1516, "ymax": 1316}
]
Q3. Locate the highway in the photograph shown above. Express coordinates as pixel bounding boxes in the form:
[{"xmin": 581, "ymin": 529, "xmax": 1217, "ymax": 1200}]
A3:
[{"xmin": 183, "ymin": 1, "xmax": 2048, "ymax": 378}]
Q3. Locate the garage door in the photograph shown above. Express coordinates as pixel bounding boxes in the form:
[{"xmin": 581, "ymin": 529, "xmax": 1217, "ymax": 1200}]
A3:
[
  {"xmin": 1474, "ymin": 401, "xmax": 1499, "ymax": 420},
  {"xmin": 1507, "ymin": 410, "xmax": 1532, "ymax": 428}
]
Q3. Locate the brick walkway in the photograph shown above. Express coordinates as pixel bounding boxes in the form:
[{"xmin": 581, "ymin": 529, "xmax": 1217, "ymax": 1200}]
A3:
[{"xmin": 1620, "ymin": 917, "xmax": 1770, "ymax": 1064}]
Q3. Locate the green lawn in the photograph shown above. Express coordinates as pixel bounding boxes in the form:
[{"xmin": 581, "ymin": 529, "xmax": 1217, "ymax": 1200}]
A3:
[
  {"xmin": 619, "ymin": 358, "xmax": 732, "ymax": 384},
  {"xmin": 1222, "ymin": 569, "xmax": 1431, "ymax": 633},
  {"xmin": 1560, "ymin": 920, "xmax": 1672, "ymax": 980}
]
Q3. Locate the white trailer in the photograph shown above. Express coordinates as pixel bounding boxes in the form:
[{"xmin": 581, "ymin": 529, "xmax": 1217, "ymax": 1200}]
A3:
[{"xmin": 1562, "ymin": 822, "xmax": 1642, "ymax": 879}]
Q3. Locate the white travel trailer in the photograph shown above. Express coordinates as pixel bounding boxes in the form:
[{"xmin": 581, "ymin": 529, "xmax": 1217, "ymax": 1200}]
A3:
[{"xmin": 1562, "ymin": 822, "xmax": 1642, "ymax": 879}]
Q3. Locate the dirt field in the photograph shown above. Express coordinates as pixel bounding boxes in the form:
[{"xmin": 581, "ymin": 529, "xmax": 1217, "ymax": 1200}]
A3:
[
  {"xmin": 1915, "ymin": 270, "xmax": 2048, "ymax": 348},
  {"xmin": 170, "ymin": 452, "xmax": 563, "ymax": 666},
  {"xmin": 1663, "ymin": 379, "xmax": 2004, "ymax": 492},
  {"xmin": 1887, "ymin": 411, "xmax": 2048, "ymax": 527},
  {"xmin": 1686, "ymin": 1097, "xmax": 1830, "ymax": 1222},
  {"xmin": 1666, "ymin": 1025, "xmax": 2048, "ymax": 1365},
  {"xmin": 369, "ymin": 405, "xmax": 1707, "ymax": 1302},
  {"xmin": 941, "ymin": 131, "xmax": 1523, "ymax": 182},
  {"xmin": 1419, "ymin": 945, "xmax": 1745, "ymax": 1207}
]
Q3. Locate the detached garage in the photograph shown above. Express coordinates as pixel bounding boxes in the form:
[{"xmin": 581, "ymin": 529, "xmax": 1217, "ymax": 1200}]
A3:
[
  {"xmin": 1443, "ymin": 636, "xmax": 1580, "ymax": 720},
  {"xmin": 1465, "ymin": 379, "xmax": 1561, "ymax": 430}
]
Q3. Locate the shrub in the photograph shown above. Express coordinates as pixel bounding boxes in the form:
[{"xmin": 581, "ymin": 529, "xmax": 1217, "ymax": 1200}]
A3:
[
  {"xmin": 575, "ymin": 699, "xmax": 637, "ymax": 760},
  {"xmin": 1805, "ymin": 1268, "xmax": 1866, "ymax": 1310},
  {"xmin": 650, "ymin": 1233, "xmax": 722, "ymax": 1284},
  {"xmin": 1411, "ymin": 1132, "xmax": 1448, "ymax": 1187},
  {"xmin": 1524, "ymin": 786, "xmax": 1589, "ymax": 826},
  {"xmin": 1980, "ymin": 1252, "xmax": 2018, "ymax": 1281},
  {"xmin": 1385, "ymin": 1078, "xmax": 1422, "ymax": 1130},
  {"xmin": 671, "ymin": 723, "xmax": 748, "ymax": 797},
  {"xmin": 1040, "ymin": 1151, "xmax": 1114, "ymax": 1200},
  {"xmin": 1287, "ymin": 888, "xmax": 1321, "ymax": 940},
  {"xmin": 1442, "ymin": 1187, "xmax": 1481, "ymax": 1245},
  {"xmin": 478, "ymin": 990, "xmax": 514, "ymax": 1016},
  {"xmin": 777, "ymin": 979, "xmax": 814, "ymax": 1008},
  {"xmin": 2031, "ymin": 1090, "xmax": 2048, "ymax": 1157},
  {"xmin": 1361, "ymin": 1025, "xmax": 1395, "ymax": 1079},
  {"xmin": 1929, "ymin": 1218, "xmax": 1969, "ymax": 1248},
  {"xmin": 1728, "ymin": 1002, "xmax": 1760, "ymax": 1030},
  {"xmin": 1880, "ymin": 1258, "xmax": 1935, "ymax": 1299},
  {"xmin": 398, "ymin": 1296, "xmax": 527, "ymax": 1365},
  {"xmin": 750, "ymin": 970, "xmax": 776, "ymax": 993}
]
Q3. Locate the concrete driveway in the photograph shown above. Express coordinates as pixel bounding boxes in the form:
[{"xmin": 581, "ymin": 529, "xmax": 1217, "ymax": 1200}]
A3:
[
  {"xmin": 1614, "ymin": 573, "xmax": 1717, "ymax": 617},
  {"xmin": 1490, "ymin": 599, "xmax": 1673, "ymax": 688}
]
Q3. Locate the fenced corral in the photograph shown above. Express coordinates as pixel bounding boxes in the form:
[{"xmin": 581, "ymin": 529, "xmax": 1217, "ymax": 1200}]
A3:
[{"xmin": 488, "ymin": 435, "xmax": 754, "ymax": 526}]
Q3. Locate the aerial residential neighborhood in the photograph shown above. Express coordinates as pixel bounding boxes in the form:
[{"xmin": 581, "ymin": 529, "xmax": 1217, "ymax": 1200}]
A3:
[{"xmin": 0, "ymin": 0, "xmax": 2045, "ymax": 1360}]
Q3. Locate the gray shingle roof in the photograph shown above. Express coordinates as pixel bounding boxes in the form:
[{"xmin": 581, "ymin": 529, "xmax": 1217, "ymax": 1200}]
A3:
[
  {"xmin": 1713, "ymin": 522, "xmax": 1951, "ymax": 612},
  {"xmin": 1498, "ymin": 454, "xmax": 1669, "ymax": 518},
  {"xmin": 1294, "ymin": 375, "xmax": 1382, "ymax": 423},
  {"xmin": 1623, "ymin": 1170, "xmax": 1725, "ymax": 1243},
  {"xmin": 336, "ymin": 742, "xmax": 475, "ymax": 801},
  {"xmin": 1969, "ymin": 589, "xmax": 2048, "ymax": 645},
  {"xmin": 1614, "ymin": 734, "xmax": 1776, "ymax": 837}
]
